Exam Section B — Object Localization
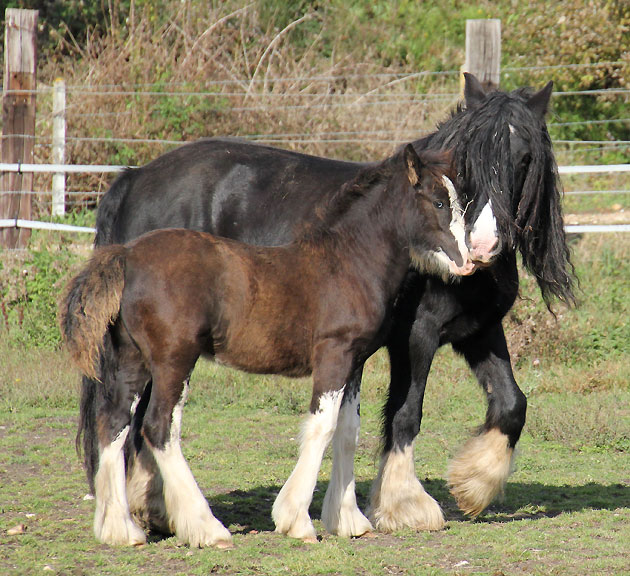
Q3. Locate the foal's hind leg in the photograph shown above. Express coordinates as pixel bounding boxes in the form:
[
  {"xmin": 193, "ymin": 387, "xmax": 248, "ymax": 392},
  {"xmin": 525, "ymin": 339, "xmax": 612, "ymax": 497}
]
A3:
[
  {"xmin": 93, "ymin": 339, "xmax": 149, "ymax": 545},
  {"xmin": 321, "ymin": 368, "xmax": 373, "ymax": 537},
  {"xmin": 370, "ymin": 319, "xmax": 445, "ymax": 532},
  {"xmin": 141, "ymin": 368, "xmax": 232, "ymax": 548},
  {"xmin": 449, "ymin": 323, "xmax": 527, "ymax": 517},
  {"xmin": 125, "ymin": 383, "xmax": 169, "ymax": 535}
]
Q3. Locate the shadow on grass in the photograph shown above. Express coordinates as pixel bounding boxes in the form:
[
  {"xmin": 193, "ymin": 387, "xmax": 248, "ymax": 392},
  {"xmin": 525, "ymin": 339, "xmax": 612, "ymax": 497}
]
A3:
[{"xmin": 202, "ymin": 477, "xmax": 629, "ymax": 534}]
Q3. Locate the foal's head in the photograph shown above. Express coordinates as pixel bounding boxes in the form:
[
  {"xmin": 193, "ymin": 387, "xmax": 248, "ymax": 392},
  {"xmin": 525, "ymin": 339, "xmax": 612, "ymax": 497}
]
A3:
[{"xmin": 401, "ymin": 145, "xmax": 474, "ymax": 279}]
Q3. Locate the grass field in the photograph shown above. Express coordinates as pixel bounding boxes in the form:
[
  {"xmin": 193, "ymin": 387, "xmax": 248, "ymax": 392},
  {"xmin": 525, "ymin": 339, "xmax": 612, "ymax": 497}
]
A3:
[{"xmin": 0, "ymin": 232, "xmax": 628, "ymax": 575}]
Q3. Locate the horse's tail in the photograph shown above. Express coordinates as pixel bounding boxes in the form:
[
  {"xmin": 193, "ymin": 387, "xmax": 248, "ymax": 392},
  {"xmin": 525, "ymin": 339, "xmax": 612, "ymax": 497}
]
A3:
[
  {"xmin": 77, "ymin": 372, "xmax": 99, "ymax": 494},
  {"xmin": 94, "ymin": 168, "xmax": 135, "ymax": 247},
  {"xmin": 59, "ymin": 245, "xmax": 127, "ymax": 380}
]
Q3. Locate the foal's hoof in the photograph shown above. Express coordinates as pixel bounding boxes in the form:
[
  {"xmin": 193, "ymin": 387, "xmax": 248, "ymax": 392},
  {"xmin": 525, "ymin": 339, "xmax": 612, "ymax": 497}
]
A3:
[
  {"xmin": 214, "ymin": 538, "xmax": 235, "ymax": 550},
  {"xmin": 321, "ymin": 504, "xmax": 374, "ymax": 538},
  {"xmin": 274, "ymin": 511, "xmax": 318, "ymax": 543},
  {"xmin": 300, "ymin": 534, "xmax": 318, "ymax": 544},
  {"xmin": 186, "ymin": 518, "xmax": 234, "ymax": 550},
  {"xmin": 278, "ymin": 521, "xmax": 318, "ymax": 543},
  {"xmin": 96, "ymin": 515, "xmax": 147, "ymax": 547}
]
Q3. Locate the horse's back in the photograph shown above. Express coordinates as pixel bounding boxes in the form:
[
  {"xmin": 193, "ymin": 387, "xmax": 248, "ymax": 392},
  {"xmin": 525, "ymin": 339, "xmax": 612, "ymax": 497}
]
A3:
[{"xmin": 96, "ymin": 138, "xmax": 364, "ymax": 247}]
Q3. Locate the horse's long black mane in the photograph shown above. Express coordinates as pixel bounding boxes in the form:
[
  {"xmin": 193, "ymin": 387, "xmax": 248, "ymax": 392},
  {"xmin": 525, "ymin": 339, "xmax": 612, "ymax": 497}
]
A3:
[{"xmin": 416, "ymin": 87, "xmax": 575, "ymax": 307}]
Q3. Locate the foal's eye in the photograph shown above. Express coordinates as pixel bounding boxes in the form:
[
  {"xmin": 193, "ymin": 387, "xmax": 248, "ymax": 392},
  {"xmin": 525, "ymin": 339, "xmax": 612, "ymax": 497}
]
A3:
[{"xmin": 434, "ymin": 201, "xmax": 444, "ymax": 209}]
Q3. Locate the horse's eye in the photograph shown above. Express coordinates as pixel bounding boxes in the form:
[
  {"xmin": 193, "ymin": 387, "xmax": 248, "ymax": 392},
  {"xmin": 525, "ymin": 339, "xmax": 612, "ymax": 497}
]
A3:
[{"xmin": 434, "ymin": 201, "xmax": 444, "ymax": 209}]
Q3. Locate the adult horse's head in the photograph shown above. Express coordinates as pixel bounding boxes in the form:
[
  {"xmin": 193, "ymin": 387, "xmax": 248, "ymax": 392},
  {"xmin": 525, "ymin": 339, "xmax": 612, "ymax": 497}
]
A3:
[
  {"xmin": 401, "ymin": 145, "xmax": 475, "ymax": 280},
  {"xmin": 427, "ymin": 73, "xmax": 575, "ymax": 306}
]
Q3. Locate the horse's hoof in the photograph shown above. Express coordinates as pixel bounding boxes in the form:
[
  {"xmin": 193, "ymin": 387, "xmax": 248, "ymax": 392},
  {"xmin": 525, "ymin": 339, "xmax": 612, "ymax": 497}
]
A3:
[
  {"xmin": 369, "ymin": 448, "xmax": 445, "ymax": 533},
  {"xmin": 448, "ymin": 429, "xmax": 513, "ymax": 517}
]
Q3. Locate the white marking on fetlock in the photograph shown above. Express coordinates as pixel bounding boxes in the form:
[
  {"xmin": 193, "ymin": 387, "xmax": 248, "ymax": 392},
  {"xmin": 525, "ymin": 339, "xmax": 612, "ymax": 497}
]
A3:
[
  {"xmin": 321, "ymin": 391, "xmax": 372, "ymax": 537},
  {"xmin": 273, "ymin": 388, "xmax": 344, "ymax": 542},
  {"xmin": 94, "ymin": 426, "xmax": 146, "ymax": 546},
  {"xmin": 369, "ymin": 444, "xmax": 445, "ymax": 532},
  {"xmin": 448, "ymin": 428, "xmax": 514, "ymax": 517},
  {"xmin": 150, "ymin": 383, "xmax": 232, "ymax": 548}
]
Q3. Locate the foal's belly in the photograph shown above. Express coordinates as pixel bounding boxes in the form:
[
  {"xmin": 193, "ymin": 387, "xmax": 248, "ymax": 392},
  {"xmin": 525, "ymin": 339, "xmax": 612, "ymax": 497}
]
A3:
[{"xmin": 210, "ymin": 321, "xmax": 314, "ymax": 379}]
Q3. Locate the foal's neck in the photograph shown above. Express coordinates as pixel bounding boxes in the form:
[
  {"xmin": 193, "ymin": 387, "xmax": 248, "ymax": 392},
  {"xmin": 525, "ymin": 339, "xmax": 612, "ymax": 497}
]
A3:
[{"xmin": 298, "ymin": 179, "xmax": 412, "ymax": 286}]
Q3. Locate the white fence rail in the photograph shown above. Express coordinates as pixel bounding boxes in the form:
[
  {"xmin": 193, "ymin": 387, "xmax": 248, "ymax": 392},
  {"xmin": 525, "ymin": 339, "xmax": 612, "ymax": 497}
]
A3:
[
  {"xmin": 0, "ymin": 162, "xmax": 628, "ymax": 235},
  {"xmin": 2, "ymin": 162, "xmax": 630, "ymax": 174},
  {"xmin": 0, "ymin": 218, "xmax": 96, "ymax": 233}
]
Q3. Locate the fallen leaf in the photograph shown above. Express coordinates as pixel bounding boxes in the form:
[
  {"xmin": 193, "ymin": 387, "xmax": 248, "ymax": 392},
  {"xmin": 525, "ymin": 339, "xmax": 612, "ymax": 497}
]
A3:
[{"xmin": 7, "ymin": 524, "xmax": 27, "ymax": 535}]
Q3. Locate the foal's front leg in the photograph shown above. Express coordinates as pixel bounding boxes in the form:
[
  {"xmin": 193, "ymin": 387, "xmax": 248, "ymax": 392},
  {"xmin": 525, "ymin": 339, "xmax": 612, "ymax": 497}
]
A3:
[
  {"xmin": 272, "ymin": 343, "xmax": 350, "ymax": 542},
  {"xmin": 321, "ymin": 367, "xmax": 373, "ymax": 537}
]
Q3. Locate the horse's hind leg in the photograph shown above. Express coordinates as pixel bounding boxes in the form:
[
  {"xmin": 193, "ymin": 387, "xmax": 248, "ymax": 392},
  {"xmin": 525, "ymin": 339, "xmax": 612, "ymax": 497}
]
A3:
[
  {"xmin": 321, "ymin": 367, "xmax": 373, "ymax": 537},
  {"xmin": 449, "ymin": 322, "xmax": 527, "ymax": 517},
  {"xmin": 93, "ymin": 337, "xmax": 149, "ymax": 546},
  {"xmin": 141, "ymin": 367, "xmax": 232, "ymax": 549}
]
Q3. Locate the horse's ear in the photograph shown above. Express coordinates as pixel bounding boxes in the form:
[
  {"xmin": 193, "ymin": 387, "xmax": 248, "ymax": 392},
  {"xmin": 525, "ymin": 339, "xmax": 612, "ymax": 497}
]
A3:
[
  {"xmin": 526, "ymin": 81, "xmax": 553, "ymax": 118},
  {"xmin": 404, "ymin": 144, "xmax": 422, "ymax": 187},
  {"xmin": 463, "ymin": 73, "xmax": 486, "ymax": 109}
]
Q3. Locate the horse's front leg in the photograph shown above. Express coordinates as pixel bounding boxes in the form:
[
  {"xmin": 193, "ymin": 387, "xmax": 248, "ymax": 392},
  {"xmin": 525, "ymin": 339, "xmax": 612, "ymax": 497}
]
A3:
[
  {"xmin": 449, "ymin": 322, "xmax": 527, "ymax": 517},
  {"xmin": 272, "ymin": 342, "xmax": 351, "ymax": 542},
  {"xmin": 369, "ymin": 318, "xmax": 445, "ymax": 532},
  {"xmin": 321, "ymin": 366, "xmax": 373, "ymax": 538}
]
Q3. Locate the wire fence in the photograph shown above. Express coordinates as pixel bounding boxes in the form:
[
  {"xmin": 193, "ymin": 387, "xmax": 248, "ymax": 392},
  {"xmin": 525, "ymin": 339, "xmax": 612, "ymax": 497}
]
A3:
[{"xmin": 1, "ymin": 61, "xmax": 628, "ymax": 228}]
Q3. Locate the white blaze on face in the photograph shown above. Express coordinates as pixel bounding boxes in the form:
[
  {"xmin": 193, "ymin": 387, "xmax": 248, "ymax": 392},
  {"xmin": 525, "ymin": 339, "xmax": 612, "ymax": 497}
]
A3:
[
  {"xmin": 410, "ymin": 175, "xmax": 475, "ymax": 279},
  {"xmin": 442, "ymin": 176, "xmax": 474, "ymax": 275},
  {"xmin": 469, "ymin": 200, "xmax": 499, "ymax": 263},
  {"xmin": 442, "ymin": 176, "xmax": 467, "ymax": 260}
]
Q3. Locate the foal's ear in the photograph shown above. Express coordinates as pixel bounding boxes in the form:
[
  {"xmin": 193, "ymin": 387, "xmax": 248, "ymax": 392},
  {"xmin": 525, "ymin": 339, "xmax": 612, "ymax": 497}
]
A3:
[
  {"xmin": 526, "ymin": 81, "xmax": 553, "ymax": 118},
  {"xmin": 463, "ymin": 72, "xmax": 486, "ymax": 109},
  {"xmin": 404, "ymin": 144, "xmax": 423, "ymax": 187}
]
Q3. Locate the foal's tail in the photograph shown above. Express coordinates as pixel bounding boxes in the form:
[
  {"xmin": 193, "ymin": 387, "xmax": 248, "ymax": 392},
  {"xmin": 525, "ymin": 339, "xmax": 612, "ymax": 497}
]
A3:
[{"xmin": 58, "ymin": 246, "xmax": 128, "ymax": 380}]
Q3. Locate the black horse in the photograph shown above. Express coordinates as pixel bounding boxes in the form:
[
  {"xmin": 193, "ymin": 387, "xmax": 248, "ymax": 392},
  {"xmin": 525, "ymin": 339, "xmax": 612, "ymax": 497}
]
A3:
[{"xmin": 78, "ymin": 73, "xmax": 574, "ymax": 536}]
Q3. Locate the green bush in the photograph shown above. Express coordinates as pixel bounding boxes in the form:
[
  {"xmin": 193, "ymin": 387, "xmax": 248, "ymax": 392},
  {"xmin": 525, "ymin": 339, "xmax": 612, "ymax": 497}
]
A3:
[{"xmin": 0, "ymin": 246, "xmax": 79, "ymax": 347}]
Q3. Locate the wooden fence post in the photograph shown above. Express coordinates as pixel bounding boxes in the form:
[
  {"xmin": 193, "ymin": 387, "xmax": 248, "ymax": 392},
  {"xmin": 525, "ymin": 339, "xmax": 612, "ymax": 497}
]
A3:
[
  {"xmin": 0, "ymin": 8, "xmax": 38, "ymax": 249},
  {"xmin": 52, "ymin": 78, "xmax": 66, "ymax": 217},
  {"xmin": 463, "ymin": 19, "xmax": 501, "ymax": 93}
]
